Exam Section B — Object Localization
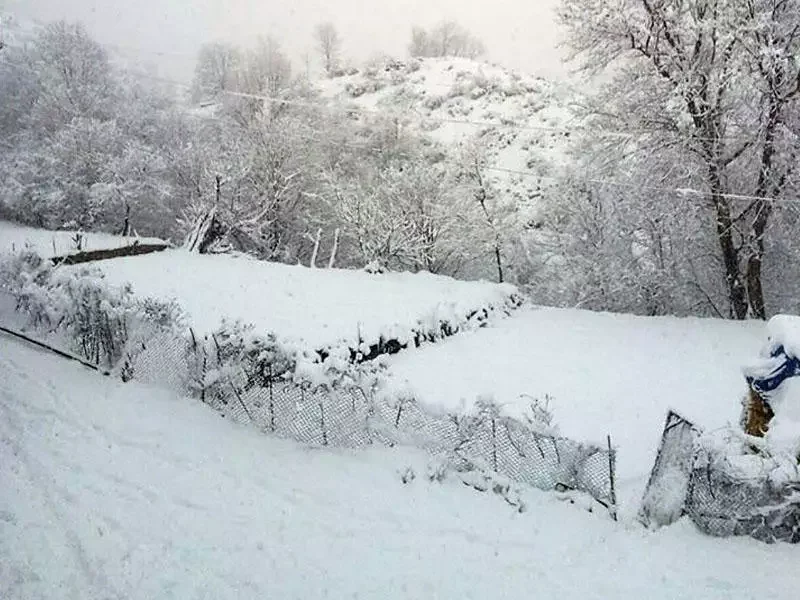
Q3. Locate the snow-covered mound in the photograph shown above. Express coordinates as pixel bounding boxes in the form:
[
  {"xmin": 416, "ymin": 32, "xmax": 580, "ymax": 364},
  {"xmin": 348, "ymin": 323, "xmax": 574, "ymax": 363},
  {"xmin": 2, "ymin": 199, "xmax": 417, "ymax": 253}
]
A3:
[
  {"xmin": 317, "ymin": 57, "xmax": 579, "ymax": 220},
  {"xmin": 387, "ymin": 307, "xmax": 765, "ymax": 499},
  {"xmin": 0, "ymin": 220, "xmax": 164, "ymax": 259},
  {"xmin": 744, "ymin": 314, "xmax": 800, "ymax": 458},
  {"xmin": 77, "ymin": 249, "xmax": 522, "ymax": 351},
  {"xmin": 2, "ymin": 335, "xmax": 798, "ymax": 599}
]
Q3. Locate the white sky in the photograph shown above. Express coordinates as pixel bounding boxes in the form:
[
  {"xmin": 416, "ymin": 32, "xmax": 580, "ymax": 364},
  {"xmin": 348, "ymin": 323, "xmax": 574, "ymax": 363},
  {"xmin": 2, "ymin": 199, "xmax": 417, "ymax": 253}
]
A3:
[{"xmin": 7, "ymin": 0, "xmax": 569, "ymax": 80}]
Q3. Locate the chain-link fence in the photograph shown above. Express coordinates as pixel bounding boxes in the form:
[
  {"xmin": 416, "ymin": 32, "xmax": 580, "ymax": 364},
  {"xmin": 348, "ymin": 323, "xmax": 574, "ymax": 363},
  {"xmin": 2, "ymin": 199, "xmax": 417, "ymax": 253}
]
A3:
[
  {"xmin": 127, "ymin": 329, "xmax": 617, "ymax": 510},
  {"xmin": 639, "ymin": 411, "xmax": 702, "ymax": 528},
  {"xmin": 685, "ymin": 451, "xmax": 800, "ymax": 544},
  {"xmin": 639, "ymin": 410, "xmax": 800, "ymax": 543},
  {"xmin": 0, "ymin": 266, "xmax": 618, "ymax": 516}
]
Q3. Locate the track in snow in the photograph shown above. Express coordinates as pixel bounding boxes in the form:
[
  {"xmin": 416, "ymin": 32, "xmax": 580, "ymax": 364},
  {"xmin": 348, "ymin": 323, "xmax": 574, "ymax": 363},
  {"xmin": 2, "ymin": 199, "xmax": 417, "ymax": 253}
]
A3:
[{"xmin": 1, "ymin": 336, "xmax": 797, "ymax": 599}]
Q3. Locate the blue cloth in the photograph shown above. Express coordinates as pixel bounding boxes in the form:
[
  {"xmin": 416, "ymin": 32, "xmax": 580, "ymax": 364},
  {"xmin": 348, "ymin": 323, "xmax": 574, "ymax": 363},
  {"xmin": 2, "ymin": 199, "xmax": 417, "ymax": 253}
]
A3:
[{"xmin": 746, "ymin": 345, "xmax": 800, "ymax": 396}]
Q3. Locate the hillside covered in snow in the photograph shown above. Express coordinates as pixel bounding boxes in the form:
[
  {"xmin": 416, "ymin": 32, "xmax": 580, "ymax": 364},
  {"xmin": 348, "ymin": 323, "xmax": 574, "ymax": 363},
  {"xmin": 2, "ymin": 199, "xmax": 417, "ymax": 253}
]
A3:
[{"xmin": 316, "ymin": 56, "xmax": 579, "ymax": 223}]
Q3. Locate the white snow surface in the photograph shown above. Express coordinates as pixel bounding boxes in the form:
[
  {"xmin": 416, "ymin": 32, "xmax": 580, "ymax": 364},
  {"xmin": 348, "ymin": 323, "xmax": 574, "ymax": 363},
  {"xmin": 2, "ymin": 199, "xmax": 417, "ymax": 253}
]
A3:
[
  {"xmin": 766, "ymin": 314, "xmax": 800, "ymax": 359},
  {"xmin": 76, "ymin": 249, "xmax": 520, "ymax": 350},
  {"xmin": 2, "ymin": 335, "xmax": 799, "ymax": 600},
  {"xmin": 0, "ymin": 220, "xmax": 164, "ymax": 259},
  {"xmin": 386, "ymin": 307, "xmax": 766, "ymax": 505},
  {"xmin": 316, "ymin": 57, "xmax": 580, "ymax": 220}
]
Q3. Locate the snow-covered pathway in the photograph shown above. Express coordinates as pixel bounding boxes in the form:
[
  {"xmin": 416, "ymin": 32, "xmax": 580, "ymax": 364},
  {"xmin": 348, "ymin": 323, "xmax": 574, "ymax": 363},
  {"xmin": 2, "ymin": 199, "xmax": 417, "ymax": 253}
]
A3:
[{"xmin": 1, "ymin": 335, "xmax": 797, "ymax": 599}]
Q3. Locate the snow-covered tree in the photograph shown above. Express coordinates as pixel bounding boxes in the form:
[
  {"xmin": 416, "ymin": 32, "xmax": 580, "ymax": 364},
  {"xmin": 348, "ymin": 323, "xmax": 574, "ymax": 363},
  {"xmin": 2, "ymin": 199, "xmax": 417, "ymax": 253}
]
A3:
[
  {"xmin": 558, "ymin": 0, "xmax": 800, "ymax": 319},
  {"xmin": 409, "ymin": 21, "xmax": 486, "ymax": 59},
  {"xmin": 315, "ymin": 22, "xmax": 342, "ymax": 77},
  {"xmin": 192, "ymin": 42, "xmax": 243, "ymax": 102}
]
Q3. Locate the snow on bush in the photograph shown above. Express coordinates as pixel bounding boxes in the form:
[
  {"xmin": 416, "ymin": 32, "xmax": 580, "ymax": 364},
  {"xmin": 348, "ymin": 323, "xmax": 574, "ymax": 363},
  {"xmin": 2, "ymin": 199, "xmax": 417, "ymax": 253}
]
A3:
[
  {"xmin": 81, "ymin": 251, "xmax": 524, "ymax": 360},
  {"xmin": 187, "ymin": 319, "xmax": 387, "ymax": 415},
  {"xmin": 0, "ymin": 249, "xmax": 183, "ymax": 372}
]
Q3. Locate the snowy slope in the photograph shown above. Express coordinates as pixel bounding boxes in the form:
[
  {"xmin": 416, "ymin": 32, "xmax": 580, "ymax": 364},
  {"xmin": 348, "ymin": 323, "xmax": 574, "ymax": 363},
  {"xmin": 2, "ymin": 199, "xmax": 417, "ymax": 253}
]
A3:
[
  {"xmin": 317, "ymin": 57, "xmax": 579, "ymax": 220},
  {"xmin": 0, "ymin": 220, "xmax": 164, "ymax": 259},
  {"xmin": 387, "ymin": 307, "xmax": 766, "ymax": 504},
  {"xmin": 77, "ymin": 249, "xmax": 521, "ymax": 350},
  {"xmin": 2, "ymin": 334, "xmax": 798, "ymax": 600}
]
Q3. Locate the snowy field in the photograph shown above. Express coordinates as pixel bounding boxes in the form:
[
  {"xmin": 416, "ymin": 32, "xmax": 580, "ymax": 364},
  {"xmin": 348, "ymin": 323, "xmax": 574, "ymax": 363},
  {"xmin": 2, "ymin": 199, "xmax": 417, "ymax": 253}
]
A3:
[
  {"xmin": 76, "ymin": 250, "xmax": 521, "ymax": 349},
  {"xmin": 387, "ymin": 307, "xmax": 766, "ymax": 508},
  {"xmin": 2, "ymin": 335, "xmax": 798, "ymax": 600},
  {"xmin": 0, "ymin": 221, "xmax": 164, "ymax": 259}
]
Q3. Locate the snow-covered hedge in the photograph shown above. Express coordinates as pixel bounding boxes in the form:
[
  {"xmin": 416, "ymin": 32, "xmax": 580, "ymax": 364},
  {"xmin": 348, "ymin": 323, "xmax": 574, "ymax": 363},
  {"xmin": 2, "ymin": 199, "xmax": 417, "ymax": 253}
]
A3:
[{"xmin": 0, "ymin": 249, "xmax": 183, "ymax": 372}]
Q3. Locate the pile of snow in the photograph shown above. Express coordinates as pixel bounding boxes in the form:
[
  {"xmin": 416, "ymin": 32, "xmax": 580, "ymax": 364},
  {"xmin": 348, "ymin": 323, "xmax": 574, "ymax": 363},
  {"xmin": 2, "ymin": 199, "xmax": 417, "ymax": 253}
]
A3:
[
  {"xmin": 386, "ymin": 306, "xmax": 765, "ymax": 508},
  {"xmin": 746, "ymin": 314, "xmax": 800, "ymax": 459},
  {"xmin": 317, "ymin": 56, "xmax": 580, "ymax": 221},
  {"xmin": 75, "ymin": 249, "xmax": 522, "ymax": 351},
  {"xmin": 2, "ymin": 335, "xmax": 798, "ymax": 599},
  {"xmin": 0, "ymin": 220, "xmax": 164, "ymax": 259}
]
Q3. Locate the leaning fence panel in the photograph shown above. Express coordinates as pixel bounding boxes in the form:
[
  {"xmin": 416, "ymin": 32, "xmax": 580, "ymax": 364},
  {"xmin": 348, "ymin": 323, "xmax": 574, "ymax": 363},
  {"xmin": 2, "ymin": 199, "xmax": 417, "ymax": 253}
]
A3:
[{"xmin": 639, "ymin": 410, "xmax": 702, "ymax": 528}]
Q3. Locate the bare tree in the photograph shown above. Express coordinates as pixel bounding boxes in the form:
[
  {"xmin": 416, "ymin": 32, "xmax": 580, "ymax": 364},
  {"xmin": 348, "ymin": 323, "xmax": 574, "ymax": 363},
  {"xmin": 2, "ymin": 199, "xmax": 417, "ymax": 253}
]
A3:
[
  {"xmin": 559, "ymin": 0, "xmax": 800, "ymax": 319},
  {"xmin": 192, "ymin": 42, "xmax": 242, "ymax": 101},
  {"xmin": 315, "ymin": 22, "xmax": 341, "ymax": 77},
  {"xmin": 408, "ymin": 21, "xmax": 486, "ymax": 59},
  {"xmin": 245, "ymin": 36, "xmax": 292, "ymax": 97}
]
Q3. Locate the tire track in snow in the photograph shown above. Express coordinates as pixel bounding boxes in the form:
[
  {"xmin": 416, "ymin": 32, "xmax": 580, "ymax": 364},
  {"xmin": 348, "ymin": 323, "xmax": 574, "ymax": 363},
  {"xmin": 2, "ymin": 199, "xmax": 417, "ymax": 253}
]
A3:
[{"xmin": 0, "ymin": 351, "xmax": 124, "ymax": 600}]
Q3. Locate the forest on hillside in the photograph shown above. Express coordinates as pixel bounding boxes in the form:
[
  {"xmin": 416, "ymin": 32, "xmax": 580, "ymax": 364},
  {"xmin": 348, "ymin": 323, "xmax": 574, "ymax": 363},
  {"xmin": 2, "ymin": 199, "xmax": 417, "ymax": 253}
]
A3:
[{"xmin": 2, "ymin": 1, "xmax": 800, "ymax": 319}]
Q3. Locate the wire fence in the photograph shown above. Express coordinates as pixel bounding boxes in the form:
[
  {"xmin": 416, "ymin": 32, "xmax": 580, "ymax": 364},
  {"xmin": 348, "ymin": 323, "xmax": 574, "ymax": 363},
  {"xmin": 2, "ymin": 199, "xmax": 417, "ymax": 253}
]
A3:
[
  {"xmin": 0, "ymin": 276, "xmax": 618, "ymax": 516},
  {"xmin": 128, "ymin": 327, "xmax": 617, "ymax": 510},
  {"xmin": 685, "ymin": 451, "xmax": 800, "ymax": 544},
  {"xmin": 639, "ymin": 410, "xmax": 800, "ymax": 543}
]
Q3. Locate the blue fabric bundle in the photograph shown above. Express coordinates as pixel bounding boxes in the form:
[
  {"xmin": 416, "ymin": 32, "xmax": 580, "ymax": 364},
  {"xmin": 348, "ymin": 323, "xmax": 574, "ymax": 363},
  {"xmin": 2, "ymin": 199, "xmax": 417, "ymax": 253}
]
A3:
[{"xmin": 746, "ymin": 344, "xmax": 800, "ymax": 397}]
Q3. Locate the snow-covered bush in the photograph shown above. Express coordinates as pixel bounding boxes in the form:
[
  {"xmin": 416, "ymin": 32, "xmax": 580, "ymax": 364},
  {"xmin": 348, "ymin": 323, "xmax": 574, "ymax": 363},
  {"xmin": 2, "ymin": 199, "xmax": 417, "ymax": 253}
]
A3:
[
  {"xmin": 0, "ymin": 249, "xmax": 183, "ymax": 370},
  {"xmin": 188, "ymin": 319, "xmax": 386, "ymax": 411},
  {"xmin": 187, "ymin": 319, "xmax": 297, "ymax": 405}
]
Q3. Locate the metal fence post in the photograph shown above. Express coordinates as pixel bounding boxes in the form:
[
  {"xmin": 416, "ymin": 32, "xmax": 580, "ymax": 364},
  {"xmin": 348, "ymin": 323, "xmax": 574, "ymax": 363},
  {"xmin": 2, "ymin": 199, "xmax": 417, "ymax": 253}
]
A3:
[{"xmin": 607, "ymin": 434, "xmax": 618, "ymax": 521}]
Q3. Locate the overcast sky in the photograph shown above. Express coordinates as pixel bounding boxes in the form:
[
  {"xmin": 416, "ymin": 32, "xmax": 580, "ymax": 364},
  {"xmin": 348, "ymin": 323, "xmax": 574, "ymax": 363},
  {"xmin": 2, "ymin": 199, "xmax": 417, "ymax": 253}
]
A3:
[{"xmin": 7, "ymin": 0, "xmax": 569, "ymax": 81}]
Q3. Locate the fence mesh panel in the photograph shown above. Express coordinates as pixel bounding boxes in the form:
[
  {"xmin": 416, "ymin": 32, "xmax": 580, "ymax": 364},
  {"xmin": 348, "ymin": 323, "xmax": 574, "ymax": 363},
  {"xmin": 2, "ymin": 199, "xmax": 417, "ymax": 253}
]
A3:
[
  {"xmin": 639, "ymin": 411, "xmax": 702, "ymax": 528},
  {"xmin": 0, "ymin": 287, "xmax": 617, "ymax": 513},
  {"xmin": 685, "ymin": 453, "xmax": 800, "ymax": 543},
  {"xmin": 638, "ymin": 408, "xmax": 800, "ymax": 542}
]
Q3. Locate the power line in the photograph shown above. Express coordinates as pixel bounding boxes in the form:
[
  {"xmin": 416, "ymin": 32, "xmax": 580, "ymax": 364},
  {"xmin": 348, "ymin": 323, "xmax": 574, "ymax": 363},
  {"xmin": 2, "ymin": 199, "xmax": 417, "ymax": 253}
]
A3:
[
  {"xmin": 1, "ymin": 58, "xmax": 797, "ymax": 207},
  {"xmin": 483, "ymin": 165, "xmax": 800, "ymax": 205},
  {"xmin": 0, "ymin": 56, "xmax": 758, "ymax": 145}
]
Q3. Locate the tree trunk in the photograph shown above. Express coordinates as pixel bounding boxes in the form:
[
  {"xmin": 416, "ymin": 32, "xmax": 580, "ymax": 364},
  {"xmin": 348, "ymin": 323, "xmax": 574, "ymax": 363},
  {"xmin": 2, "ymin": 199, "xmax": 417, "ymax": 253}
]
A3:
[
  {"xmin": 494, "ymin": 245, "xmax": 504, "ymax": 284},
  {"xmin": 708, "ymin": 163, "xmax": 748, "ymax": 320},
  {"xmin": 745, "ymin": 97, "xmax": 781, "ymax": 320}
]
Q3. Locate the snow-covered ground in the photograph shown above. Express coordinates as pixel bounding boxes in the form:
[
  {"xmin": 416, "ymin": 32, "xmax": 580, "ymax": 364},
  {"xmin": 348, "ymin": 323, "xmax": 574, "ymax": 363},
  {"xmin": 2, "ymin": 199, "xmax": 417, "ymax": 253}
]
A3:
[
  {"xmin": 75, "ymin": 249, "xmax": 520, "ymax": 350},
  {"xmin": 2, "ymin": 334, "xmax": 798, "ymax": 600},
  {"xmin": 386, "ymin": 307, "xmax": 766, "ymax": 508},
  {"xmin": 0, "ymin": 220, "xmax": 164, "ymax": 259}
]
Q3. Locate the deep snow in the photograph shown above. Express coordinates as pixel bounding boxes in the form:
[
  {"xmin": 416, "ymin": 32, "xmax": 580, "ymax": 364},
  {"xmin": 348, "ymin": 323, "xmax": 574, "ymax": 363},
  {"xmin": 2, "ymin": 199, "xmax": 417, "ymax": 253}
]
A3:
[
  {"xmin": 73, "ymin": 249, "xmax": 520, "ymax": 350},
  {"xmin": 0, "ymin": 220, "xmax": 163, "ymax": 259},
  {"xmin": 2, "ymin": 334, "xmax": 798, "ymax": 600},
  {"xmin": 386, "ymin": 306, "xmax": 766, "ymax": 509}
]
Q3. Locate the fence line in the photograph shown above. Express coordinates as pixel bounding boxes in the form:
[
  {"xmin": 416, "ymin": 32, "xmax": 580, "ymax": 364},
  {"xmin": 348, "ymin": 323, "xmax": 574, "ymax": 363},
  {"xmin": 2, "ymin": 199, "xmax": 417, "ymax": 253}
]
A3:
[{"xmin": 0, "ymin": 280, "xmax": 618, "ymax": 516}]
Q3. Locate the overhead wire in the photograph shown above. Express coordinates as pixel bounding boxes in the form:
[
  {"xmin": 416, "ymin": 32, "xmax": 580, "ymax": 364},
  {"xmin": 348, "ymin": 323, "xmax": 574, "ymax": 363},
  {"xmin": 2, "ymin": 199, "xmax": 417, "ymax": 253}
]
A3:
[{"xmin": 0, "ymin": 57, "xmax": 798, "ymax": 207}]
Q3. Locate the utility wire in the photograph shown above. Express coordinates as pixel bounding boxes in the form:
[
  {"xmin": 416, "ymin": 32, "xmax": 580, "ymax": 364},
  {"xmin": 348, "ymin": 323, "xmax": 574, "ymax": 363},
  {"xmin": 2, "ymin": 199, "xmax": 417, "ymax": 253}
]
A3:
[{"xmin": 1, "ymin": 58, "xmax": 797, "ymax": 206}]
